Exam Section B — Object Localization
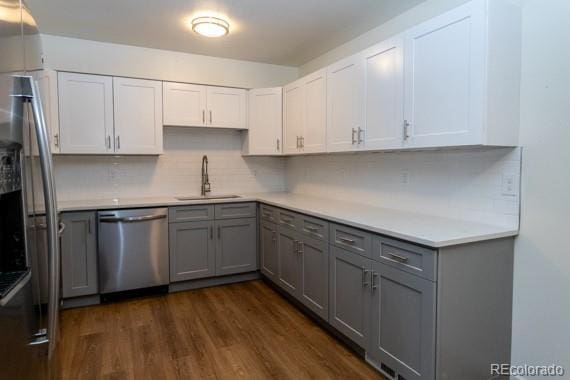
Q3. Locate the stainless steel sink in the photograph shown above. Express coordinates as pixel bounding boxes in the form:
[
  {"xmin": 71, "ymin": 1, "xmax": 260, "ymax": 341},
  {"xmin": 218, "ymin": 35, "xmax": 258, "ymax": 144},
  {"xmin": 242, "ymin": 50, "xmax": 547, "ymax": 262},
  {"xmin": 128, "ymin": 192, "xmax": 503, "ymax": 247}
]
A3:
[{"xmin": 175, "ymin": 195, "xmax": 242, "ymax": 201}]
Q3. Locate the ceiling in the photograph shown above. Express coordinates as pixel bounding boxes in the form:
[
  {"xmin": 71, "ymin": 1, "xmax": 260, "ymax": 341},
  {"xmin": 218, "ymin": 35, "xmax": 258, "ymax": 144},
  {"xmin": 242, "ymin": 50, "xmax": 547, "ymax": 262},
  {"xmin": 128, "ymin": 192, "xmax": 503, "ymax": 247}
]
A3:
[{"xmin": 26, "ymin": 0, "xmax": 424, "ymax": 67}]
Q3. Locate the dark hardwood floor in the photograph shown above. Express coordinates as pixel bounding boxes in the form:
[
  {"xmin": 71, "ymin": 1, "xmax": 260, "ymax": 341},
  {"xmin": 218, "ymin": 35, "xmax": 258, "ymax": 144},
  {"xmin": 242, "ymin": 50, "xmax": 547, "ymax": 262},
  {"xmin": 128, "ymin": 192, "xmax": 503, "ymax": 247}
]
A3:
[{"xmin": 57, "ymin": 280, "xmax": 382, "ymax": 379}]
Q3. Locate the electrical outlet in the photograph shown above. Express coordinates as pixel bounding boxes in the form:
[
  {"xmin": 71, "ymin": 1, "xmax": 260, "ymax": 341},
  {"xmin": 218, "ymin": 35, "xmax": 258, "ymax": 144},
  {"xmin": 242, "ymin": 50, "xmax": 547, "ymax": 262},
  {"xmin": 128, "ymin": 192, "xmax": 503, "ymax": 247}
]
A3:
[
  {"xmin": 501, "ymin": 174, "xmax": 517, "ymax": 196},
  {"xmin": 400, "ymin": 171, "xmax": 410, "ymax": 185}
]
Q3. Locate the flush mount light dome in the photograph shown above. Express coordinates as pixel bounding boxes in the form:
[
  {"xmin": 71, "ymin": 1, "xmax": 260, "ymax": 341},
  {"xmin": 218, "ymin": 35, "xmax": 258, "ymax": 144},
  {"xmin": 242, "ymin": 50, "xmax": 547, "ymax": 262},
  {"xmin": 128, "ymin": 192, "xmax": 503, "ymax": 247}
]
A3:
[{"xmin": 192, "ymin": 16, "xmax": 229, "ymax": 37}]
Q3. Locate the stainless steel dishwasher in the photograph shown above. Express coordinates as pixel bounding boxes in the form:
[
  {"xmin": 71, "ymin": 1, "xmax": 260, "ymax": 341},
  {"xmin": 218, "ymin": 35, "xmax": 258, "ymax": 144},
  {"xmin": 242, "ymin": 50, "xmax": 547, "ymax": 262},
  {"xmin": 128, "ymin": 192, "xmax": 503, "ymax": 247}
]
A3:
[{"xmin": 98, "ymin": 208, "xmax": 168, "ymax": 294}]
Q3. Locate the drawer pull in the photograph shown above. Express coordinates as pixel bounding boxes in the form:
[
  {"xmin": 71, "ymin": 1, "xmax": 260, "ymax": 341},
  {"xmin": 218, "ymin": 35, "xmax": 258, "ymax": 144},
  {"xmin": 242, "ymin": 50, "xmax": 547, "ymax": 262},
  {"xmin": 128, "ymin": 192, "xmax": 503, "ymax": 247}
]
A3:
[
  {"xmin": 338, "ymin": 236, "xmax": 356, "ymax": 244},
  {"xmin": 281, "ymin": 217, "xmax": 293, "ymax": 223},
  {"xmin": 386, "ymin": 252, "xmax": 409, "ymax": 263},
  {"xmin": 305, "ymin": 226, "xmax": 319, "ymax": 232},
  {"xmin": 371, "ymin": 272, "xmax": 378, "ymax": 292},
  {"xmin": 361, "ymin": 268, "xmax": 370, "ymax": 287}
]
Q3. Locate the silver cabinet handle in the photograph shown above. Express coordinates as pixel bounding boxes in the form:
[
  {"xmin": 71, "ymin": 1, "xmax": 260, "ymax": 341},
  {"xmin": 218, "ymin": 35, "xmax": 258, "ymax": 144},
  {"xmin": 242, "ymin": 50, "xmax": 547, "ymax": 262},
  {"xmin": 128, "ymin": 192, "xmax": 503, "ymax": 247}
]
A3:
[
  {"xmin": 209, "ymin": 110, "xmax": 212, "ymax": 124},
  {"xmin": 371, "ymin": 272, "xmax": 378, "ymax": 292},
  {"xmin": 352, "ymin": 128, "xmax": 357, "ymax": 144},
  {"xmin": 116, "ymin": 135, "xmax": 121, "ymax": 150},
  {"xmin": 107, "ymin": 135, "xmax": 111, "ymax": 150},
  {"xmin": 296, "ymin": 136, "xmax": 300, "ymax": 149},
  {"xmin": 202, "ymin": 110, "xmax": 205, "ymax": 124},
  {"xmin": 59, "ymin": 221, "xmax": 66, "ymax": 236},
  {"xmin": 361, "ymin": 268, "xmax": 370, "ymax": 287},
  {"xmin": 304, "ymin": 225, "xmax": 319, "ymax": 232},
  {"xmin": 338, "ymin": 236, "xmax": 356, "ymax": 244},
  {"xmin": 100, "ymin": 214, "xmax": 166, "ymax": 223},
  {"xmin": 358, "ymin": 127, "xmax": 364, "ymax": 144},
  {"xmin": 217, "ymin": 225, "xmax": 221, "ymax": 239},
  {"xmin": 386, "ymin": 252, "xmax": 409, "ymax": 263},
  {"xmin": 53, "ymin": 133, "xmax": 59, "ymax": 147},
  {"xmin": 300, "ymin": 136, "xmax": 304, "ymax": 149},
  {"xmin": 403, "ymin": 120, "xmax": 411, "ymax": 140},
  {"xmin": 299, "ymin": 241, "xmax": 304, "ymax": 254},
  {"xmin": 276, "ymin": 138, "xmax": 280, "ymax": 151}
]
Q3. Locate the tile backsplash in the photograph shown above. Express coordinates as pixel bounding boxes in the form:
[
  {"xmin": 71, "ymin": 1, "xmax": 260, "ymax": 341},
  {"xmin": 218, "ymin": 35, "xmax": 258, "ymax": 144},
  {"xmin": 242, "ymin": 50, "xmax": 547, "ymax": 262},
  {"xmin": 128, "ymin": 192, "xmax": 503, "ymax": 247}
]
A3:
[
  {"xmin": 286, "ymin": 147, "xmax": 522, "ymax": 229},
  {"xmin": 53, "ymin": 128, "xmax": 286, "ymax": 201}
]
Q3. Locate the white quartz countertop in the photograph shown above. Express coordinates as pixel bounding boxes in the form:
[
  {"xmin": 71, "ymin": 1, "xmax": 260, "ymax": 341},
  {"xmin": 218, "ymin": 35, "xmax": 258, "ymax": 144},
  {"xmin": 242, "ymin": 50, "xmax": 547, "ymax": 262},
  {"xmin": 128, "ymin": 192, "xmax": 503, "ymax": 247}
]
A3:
[{"xmin": 57, "ymin": 192, "xmax": 518, "ymax": 248}]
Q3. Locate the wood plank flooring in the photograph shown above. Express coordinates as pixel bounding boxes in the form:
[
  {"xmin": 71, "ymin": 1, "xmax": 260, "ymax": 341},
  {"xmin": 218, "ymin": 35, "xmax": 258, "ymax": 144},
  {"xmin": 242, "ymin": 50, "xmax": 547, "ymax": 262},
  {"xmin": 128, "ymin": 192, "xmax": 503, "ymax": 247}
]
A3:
[{"xmin": 57, "ymin": 280, "xmax": 383, "ymax": 380}]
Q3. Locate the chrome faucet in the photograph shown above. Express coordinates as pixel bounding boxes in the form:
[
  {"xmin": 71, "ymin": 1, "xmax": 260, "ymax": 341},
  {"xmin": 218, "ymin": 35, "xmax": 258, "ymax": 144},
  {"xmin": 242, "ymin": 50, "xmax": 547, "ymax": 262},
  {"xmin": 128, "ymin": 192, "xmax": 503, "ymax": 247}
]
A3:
[{"xmin": 201, "ymin": 155, "xmax": 211, "ymax": 196}]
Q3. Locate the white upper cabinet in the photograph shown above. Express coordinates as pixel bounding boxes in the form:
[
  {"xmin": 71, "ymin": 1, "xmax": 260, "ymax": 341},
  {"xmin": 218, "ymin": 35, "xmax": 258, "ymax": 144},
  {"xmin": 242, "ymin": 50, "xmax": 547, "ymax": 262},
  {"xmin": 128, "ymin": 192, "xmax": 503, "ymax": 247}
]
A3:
[
  {"xmin": 113, "ymin": 77, "xmax": 163, "ymax": 155},
  {"xmin": 163, "ymin": 82, "xmax": 207, "ymax": 127},
  {"xmin": 58, "ymin": 72, "xmax": 114, "ymax": 154},
  {"xmin": 362, "ymin": 36, "xmax": 404, "ymax": 151},
  {"xmin": 243, "ymin": 87, "xmax": 282, "ymax": 156},
  {"xmin": 326, "ymin": 54, "xmax": 365, "ymax": 152},
  {"xmin": 301, "ymin": 69, "xmax": 327, "ymax": 153},
  {"xmin": 283, "ymin": 69, "xmax": 327, "ymax": 155},
  {"xmin": 30, "ymin": 69, "xmax": 60, "ymax": 155},
  {"xmin": 283, "ymin": 81, "xmax": 304, "ymax": 154},
  {"xmin": 206, "ymin": 86, "xmax": 247, "ymax": 129},
  {"xmin": 163, "ymin": 83, "xmax": 247, "ymax": 129},
  {"xmin": 403, "ymin": 0, "xmax": 520, "ymax": 148}
]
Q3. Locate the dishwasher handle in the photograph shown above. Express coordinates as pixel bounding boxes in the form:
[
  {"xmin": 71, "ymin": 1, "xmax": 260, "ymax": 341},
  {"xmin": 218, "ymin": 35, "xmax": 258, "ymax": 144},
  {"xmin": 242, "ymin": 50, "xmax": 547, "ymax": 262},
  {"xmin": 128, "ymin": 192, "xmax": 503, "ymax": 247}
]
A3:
[{"xmin": 99, "ymin": 214, "xmax": 167, "ymax": 223}]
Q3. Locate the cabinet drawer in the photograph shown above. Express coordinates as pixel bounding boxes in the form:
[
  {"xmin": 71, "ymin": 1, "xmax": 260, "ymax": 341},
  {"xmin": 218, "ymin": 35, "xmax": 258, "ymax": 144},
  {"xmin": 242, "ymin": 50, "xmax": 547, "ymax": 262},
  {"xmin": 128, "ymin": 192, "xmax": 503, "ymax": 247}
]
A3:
[
  {"xmin": 299, "ymin": 215, "xmax": 328, "ymax": 241},
  {"xmin": 260, "ymin": 204, "xmax": 277, "ymax": 223},
  {"xmin": 277, "ymin": 209, "xmax": 298, "ymax": 230},
  {"xmin": 374, "ymin": 237, "xmax": 437, "ymax": 281},
  {"xmin": 169, "ymin": 205, "xmax": 214, "ymax": 223},
  {"xmin": 330, "ymin": 224, "xmax": 372, "ymax": 258},
  {"xmin": 214, "ymin": 202, "xmax": 256, "ymax": 219}
]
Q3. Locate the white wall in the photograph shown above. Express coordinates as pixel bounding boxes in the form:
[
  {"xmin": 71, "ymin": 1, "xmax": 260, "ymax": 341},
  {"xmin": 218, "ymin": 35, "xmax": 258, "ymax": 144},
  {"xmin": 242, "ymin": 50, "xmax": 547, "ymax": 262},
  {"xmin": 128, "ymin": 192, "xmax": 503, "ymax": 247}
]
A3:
[
  {"xmin": 40, "ymin": 34, "xmax": 298, "ymax": 88},
  {"xmin": 510, "ymin": 1, "xmax": 570, "ymax": 377},
  {"xmin": 286, "ymin": 148, "xmax": 521, "ymax": 229},
  {"xmin": 299, "ymin": 0, "xmax": 469, "ymax": 76},
  {"xmin": 53, "ymin": 128, "xmax": 285, "ymax": 201}
]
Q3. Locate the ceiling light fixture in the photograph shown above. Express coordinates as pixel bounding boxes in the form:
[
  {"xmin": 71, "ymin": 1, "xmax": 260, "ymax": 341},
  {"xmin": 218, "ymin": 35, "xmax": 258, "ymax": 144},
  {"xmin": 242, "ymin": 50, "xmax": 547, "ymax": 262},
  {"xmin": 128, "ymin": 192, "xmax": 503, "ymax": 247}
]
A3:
[{"xmin": 191, "ymin": 16, "xmax": 229, "ymax": 38}]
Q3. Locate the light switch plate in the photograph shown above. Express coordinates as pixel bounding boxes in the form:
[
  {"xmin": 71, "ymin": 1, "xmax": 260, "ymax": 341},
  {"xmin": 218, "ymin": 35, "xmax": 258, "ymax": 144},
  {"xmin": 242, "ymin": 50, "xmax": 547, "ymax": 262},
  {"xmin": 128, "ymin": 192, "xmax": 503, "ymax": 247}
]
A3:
[{"xmin": 501, "ymin": 173, "xmax": 518, "ymax": 196}]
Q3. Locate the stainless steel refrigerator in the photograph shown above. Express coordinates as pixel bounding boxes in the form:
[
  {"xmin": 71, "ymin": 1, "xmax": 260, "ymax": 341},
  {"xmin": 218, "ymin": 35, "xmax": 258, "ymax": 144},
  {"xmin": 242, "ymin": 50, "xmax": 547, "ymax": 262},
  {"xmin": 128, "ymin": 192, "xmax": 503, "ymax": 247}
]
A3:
[{"xmin": 0, "ymin": 1, "xmax": 60, "ymax": 379}]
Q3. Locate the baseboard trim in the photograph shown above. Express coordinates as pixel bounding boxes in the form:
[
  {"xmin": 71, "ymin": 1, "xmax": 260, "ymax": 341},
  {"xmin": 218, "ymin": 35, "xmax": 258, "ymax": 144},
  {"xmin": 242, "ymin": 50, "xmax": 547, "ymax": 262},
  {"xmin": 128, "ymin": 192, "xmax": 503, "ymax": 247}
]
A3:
[
  {"xmin": 169, "ymin": 271, "xmax": 261, "ymax": 293},
  {"xmin": 61, "ymin": 294, "xmax": 101, "ymax": 309}
]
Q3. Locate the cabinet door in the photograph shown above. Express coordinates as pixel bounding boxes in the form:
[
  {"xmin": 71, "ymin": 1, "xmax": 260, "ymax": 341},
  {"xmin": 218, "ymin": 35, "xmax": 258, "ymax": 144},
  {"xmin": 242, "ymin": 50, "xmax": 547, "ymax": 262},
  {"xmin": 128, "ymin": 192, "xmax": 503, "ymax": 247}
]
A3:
[
  {"xmin": 299, "ymin": 236, "xmax": 329, "ymax": 320},
  {"xmin": 169, "ymin": 221, "xmax": 215, "ymax": 282},
  {"xmin": 260, "ymin": 221, "xmax": 278, "ymax": 281},
  {"xmin": 215, "ymin": 218, "xmax": 257, "ymax": 276},
  {"xmin": 283, "ymin": 80, "xmax": 304, "ymax": 154},
  {"xmin": 329, "ymin": 246, "xmax": 371, "ymax": 348},
  {"xmin": 206, "ymin": 86, "xmax": 247, "ymax": 129},
  {"xmin": 368, "ymin": 261, "xmax": 436, "ymax": 380},
  {"xmin": 58, "ymin": 72, "xmax": 113, "ymax": 154},
  {"xmin": 113, "ymin": 77, "xmax": 163, "ymax": 155},
  {"xmin": 60, "ymin": 212, "xmax": 98, "ymax": 298},
  {"xmin": 163, "ymin": 82, "xmax": 207, "ymax": 127},
  {"xmin": 246, "ymin": 87, "xmax": 282, "ymax": 155},
  {"xmin": 276, "ymin": 226, "xmax": 300, "ymax": 296},
  {"xmin": 35, "ymin": 69, "xmax": 60, "ymax": 154},
  {"xmin": 326, "ymin": 54, "xmax": 365, "ymax": 152},
  {"xmin": 363, "ymin": 36, "xmax": 404, "ymax": 151},
  {"xmin": 403, "ymin": 2, "xmax": 484, "ymax": 148},
  {"xmin": 302, "ymin": 69, "xmax": 327, "ymax": 153}
]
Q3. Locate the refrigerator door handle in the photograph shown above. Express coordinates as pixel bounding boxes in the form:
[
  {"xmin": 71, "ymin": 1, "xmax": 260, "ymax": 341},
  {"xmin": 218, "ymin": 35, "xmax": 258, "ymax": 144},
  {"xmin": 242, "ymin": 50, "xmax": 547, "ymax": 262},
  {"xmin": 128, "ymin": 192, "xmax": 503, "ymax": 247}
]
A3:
[{"xmin": 20, "ymin": 76, "xmax": 60, "ymax": 358}]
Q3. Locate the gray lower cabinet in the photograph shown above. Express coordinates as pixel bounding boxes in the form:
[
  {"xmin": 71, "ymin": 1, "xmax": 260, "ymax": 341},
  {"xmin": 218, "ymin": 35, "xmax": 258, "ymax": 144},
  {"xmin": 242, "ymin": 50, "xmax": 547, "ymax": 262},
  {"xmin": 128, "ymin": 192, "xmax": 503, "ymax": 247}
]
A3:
[
  {"xmin": 260, "ymin": 221, "xmax": 278, "ymax": 281},
  {"xmin": 215, "ymin": 218, "xmax": 257, "ymax": 276},
  {"xmin": 298, "ymin": 235, "xmax": 329, "ymax": 320},
  {"xmin": 329, "ymin": 245, "xmax": 372, "ymax": 348},
  {"xmin": 169, "ymin": 220, "xmax": 215, "ymax": 282},
  {"xmin": 368, "ymin": 260, "xmax": 436, "ymax": 380},
  {"xmin": 60, "ymin": 212, "xmax": 98, "ymax": 298},
  {"xmin": 276, "ymin": 226, "xmax": 300, "ymax": 295}
]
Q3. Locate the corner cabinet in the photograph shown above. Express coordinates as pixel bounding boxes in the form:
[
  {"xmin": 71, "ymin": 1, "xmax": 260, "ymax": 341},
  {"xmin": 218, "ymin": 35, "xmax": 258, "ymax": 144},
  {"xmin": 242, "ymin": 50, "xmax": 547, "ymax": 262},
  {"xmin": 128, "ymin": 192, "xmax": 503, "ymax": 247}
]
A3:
[
  {"xmin": 163, "ymin": 82, "xmax": 247, "ymax": 129},
  {"xmin": 243, "ymin": 87, "xmax": 282, "ymax": 155},
  {"xmin": 283, "ymin": 69, "xmax": 327, "ymax": 154},
  {"xmin": 57, "ymin": 72, "xmax": 163, "ymax": 155},
  {"xmin": 60, "ymin": 212, "xmax": 98, "ymax": 298}
]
